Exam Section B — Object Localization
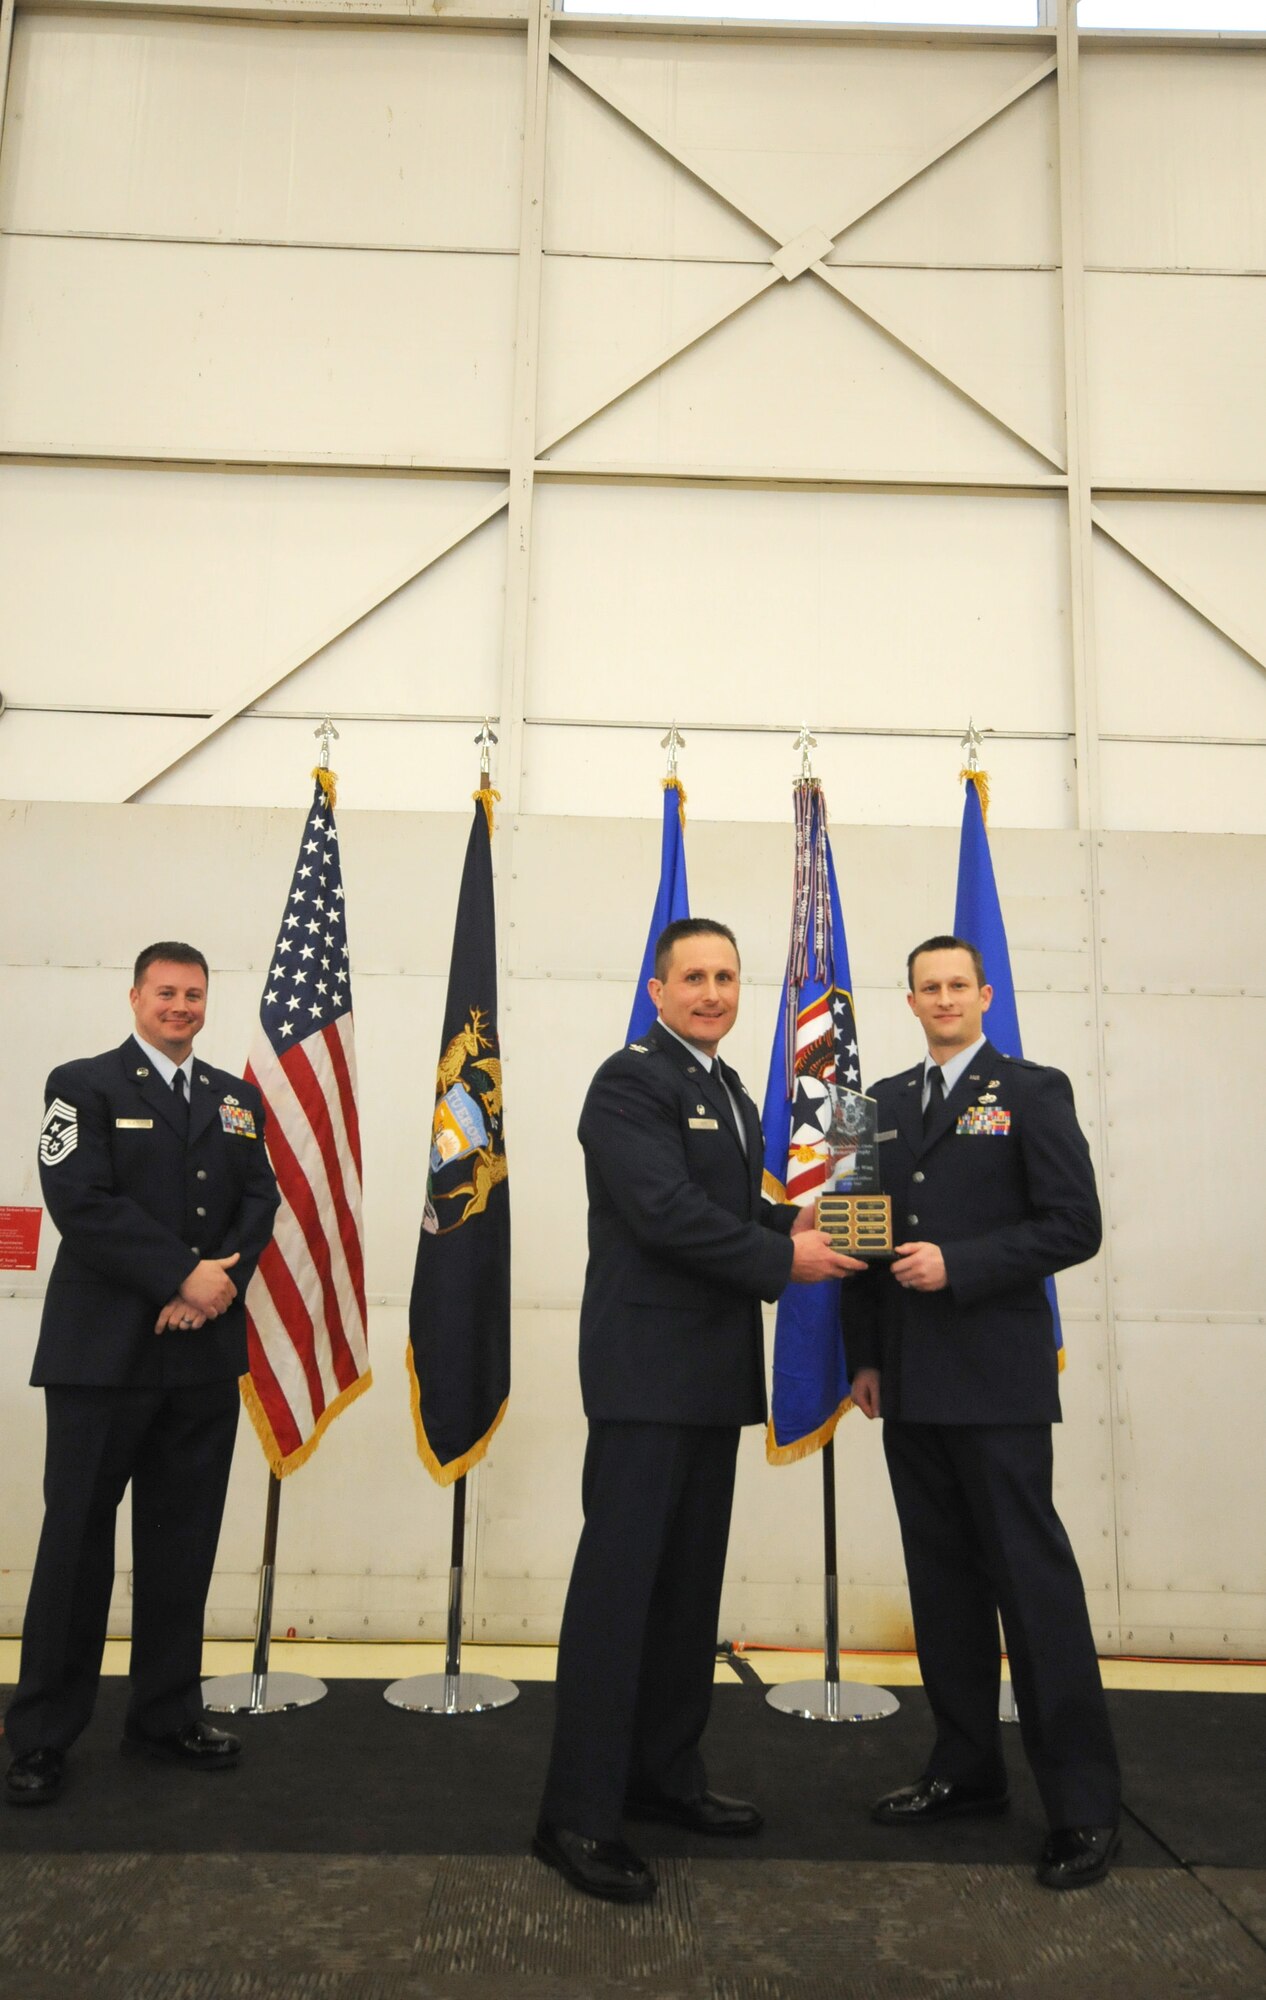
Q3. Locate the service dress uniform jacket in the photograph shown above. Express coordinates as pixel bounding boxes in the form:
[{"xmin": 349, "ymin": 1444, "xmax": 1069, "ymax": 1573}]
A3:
[
  {"xmin": 541, "ymin": 1021, "xmax": 797, "ymax": 1838},
  {"xmin": 578, "ymin": 1023, "xmax": 795, "ymax": 1426},
  {"xmin": 841, "ymin": 1041, "xmax": 1120, "ymax": 1829},
  {"xmin": 6, "ymin": 1037, "xmax": 280, "ymax": 1758}
]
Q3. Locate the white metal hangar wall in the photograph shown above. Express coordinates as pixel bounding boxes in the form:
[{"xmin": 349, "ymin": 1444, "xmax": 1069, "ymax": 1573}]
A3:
[{"xmin": 0, "ymin": 3, "xmax": 1262, "ymax": 1662}]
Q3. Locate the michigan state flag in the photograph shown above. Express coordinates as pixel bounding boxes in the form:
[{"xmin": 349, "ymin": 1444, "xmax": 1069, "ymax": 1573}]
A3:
[
  {"xmin": 407, "ymin": 791, "xmax": 510, "ymax": 1482},
  {"xmin": 627, "ymin": 778, "xmax": 690, "ymax": 1043},
  {"xmin": 955, "ymin": 767, "xmax": 1064, "ymax": 1367},
  {"xmin": 761, "ymin": 779, "xmax": 860, "ymax": 1462}
]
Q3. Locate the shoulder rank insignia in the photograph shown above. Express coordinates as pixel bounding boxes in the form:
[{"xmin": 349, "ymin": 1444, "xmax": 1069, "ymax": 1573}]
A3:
[
  {"xmin": 40, "ymin": 1098, "xmax": 79, "ymax": 1167},
  {"xmin": 628, "ymin": 1043, "xmax": 649, "ymax": 1054}
]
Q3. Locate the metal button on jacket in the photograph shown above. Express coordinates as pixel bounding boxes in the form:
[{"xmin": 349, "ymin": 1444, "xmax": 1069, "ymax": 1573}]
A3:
[
  {"xmin": 196, "ymin": 1169, "xmax": 208, "ymax": 1182},
  {"xmin": 907, "ymin": 1214, "xmax": 919, "ymax": 1226},
  {"xmin": 912, "ymin": 1170, "xmax": 925, "ymax": 1184}
]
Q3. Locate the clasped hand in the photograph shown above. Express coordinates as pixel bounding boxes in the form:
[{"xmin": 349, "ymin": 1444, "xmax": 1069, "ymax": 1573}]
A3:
[
  {"xmin": 891, "ymin": 1241, "xmax": 947, "ymax": 1291},
  {"xmin": 154, "ymin": 1252, "xmax": 240, "ymax": 1335}
]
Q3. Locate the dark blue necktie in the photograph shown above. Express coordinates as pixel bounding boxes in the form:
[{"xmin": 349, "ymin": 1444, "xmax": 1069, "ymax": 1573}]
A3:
[{"xmin": 922, "ymin": 1066, "xmax": 944, "ymax": 1134}]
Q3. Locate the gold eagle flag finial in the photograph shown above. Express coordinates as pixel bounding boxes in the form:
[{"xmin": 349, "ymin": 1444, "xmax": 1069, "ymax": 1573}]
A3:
[
  {"xmin": 473, "ymin": 719, "xmax": 500, "ymax": 832},
  {"xmin": 311, "ymin": 716, "xmax": 340, "ymax": 807},
  {"xmin": 959, "ymin": 718, "xmax": 990, "ymax": 824},
  {"xmin": 660, "ymin": 722, "xmax": 687, "ymax": 824}
]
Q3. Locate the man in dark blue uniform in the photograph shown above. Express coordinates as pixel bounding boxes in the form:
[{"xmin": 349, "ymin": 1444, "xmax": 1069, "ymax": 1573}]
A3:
[
  {"xmin": 534, "ymin": 918, "xmax": 856, "ymax": 1903},
  {"xmin": 4, "ymin": 943, "xmax": 280, "ymax": 1806},
  {"xmin": 842, "ymin": 935, "xmax": 1120, "ymax": 1890}
]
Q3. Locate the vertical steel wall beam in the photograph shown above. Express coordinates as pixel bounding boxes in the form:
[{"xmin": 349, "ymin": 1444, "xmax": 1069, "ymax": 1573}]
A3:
[
  {"xmin": 0, "ymin": 0, "xmax": 18, "ymax": 205},
  {"xmin": 1056, "ymin": 0, "xmax": 1123, "ymax": 1654},
  {"xmin": 497, "ymin": 0, "xmax": 551, "ymax": 818},
  {"xmin": 1055, "ymin": 0, "xmax": 1100, "ymax": 834}
]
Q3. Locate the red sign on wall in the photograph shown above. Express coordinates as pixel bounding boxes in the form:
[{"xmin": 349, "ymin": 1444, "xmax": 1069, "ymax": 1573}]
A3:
[{"xmin": 0, "ymin": 1207, "xmax": 42, "ymax": 1270}]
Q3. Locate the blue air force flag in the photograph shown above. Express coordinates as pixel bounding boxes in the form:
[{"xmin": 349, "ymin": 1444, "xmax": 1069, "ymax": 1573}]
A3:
[{"xmin": 954, "ymin": 768, "xmax": 1064, "ymax": 1366}]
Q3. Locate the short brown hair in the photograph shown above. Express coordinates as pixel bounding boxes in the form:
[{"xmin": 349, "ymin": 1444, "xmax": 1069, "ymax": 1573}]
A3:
[
  {"xmin": 906, "ymin": 935, "xmax": 985, "ymax": 991},
  {"xmin": 654, "ymin": 919, "xmax": 740, "ymax": 981},
  {"xmin": 133, "ymin": 942, "xmax": 209, "ymax": 987}
]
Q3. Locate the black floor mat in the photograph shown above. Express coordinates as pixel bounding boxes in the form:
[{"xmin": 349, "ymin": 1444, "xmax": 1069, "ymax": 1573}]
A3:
[{"xmin": 4, "ymin": 1678, "xmax": 1259, "ymax": 1869}]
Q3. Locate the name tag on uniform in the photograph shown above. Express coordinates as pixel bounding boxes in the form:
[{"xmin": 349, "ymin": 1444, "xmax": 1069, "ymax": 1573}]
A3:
[
  {"xmin": 115, "ymin": 1118, "xmax": 153, "ymax": 1129},
  {"xmin": 220, "ymin": 1103, "xmax": 258, "ymax": 1138},
  {"xmin": 877, "ymin": 1128, "xmax": 897, "ymax": 1142},
  {"xmin": 688, "ymin": 1116, "xmax": 719, "ymax": 1130}
]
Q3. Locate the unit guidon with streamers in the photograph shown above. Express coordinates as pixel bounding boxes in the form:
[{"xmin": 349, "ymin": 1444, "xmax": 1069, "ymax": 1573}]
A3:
[{"xmin": 242, "ymin": 773, "xmax": 371, "ymax": 1475}]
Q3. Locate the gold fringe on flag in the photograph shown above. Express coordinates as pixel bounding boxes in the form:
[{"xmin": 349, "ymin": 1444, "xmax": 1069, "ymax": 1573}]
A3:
[
  {"xmin": 404, "ymin": 1341, "xmax": 507, "ymax": 1487},
  {"xmin": 662, "ymin": 774, "xmax": 687, "ymax": 828},
  {"xmin": 238, "ymin": 1366, "xmax": 373, "ymax": 1480},
  {"xmin": 311, "ymin": 765, "xmax": 339, "ymax": 810},
  {"xmin": 765, "ymin": 1398, "xmax": 853, "ymax": 1467},
  {"xmin": 474, "ymin": 785, "xmax": 501, "ymax": 836},
  {"xmin": 959, "ymin": 765, "xmax": 990, "ymax": 825}
]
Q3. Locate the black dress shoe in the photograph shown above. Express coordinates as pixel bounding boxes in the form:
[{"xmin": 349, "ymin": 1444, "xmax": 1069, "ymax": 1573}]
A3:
[
  {"xmin": 5, "ymin": 1748, "xmax": 64, "ymax": 1806},
  {"xmin": 1036, "ymin": 1824, "xmax": 1121, "ymax": 1890},
  {"xmin": 122, "ymin": 1720, "xmax": 241, "ymax": 1768},
  {"xmin": 625, "ymin": 1789, "xmax": 764, "ymax": 1837},
  {"xmin": 533, "ymin": 1821, "xmax": 656, "ymax": 1903},
  {"xmin": 872, "ymin": 1776, "xmax": 1009, "ymax": 1826}
]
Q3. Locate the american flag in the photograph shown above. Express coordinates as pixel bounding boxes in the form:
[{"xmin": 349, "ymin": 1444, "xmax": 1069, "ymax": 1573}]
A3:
[{"xmin": 241, "ymin": 773, "xmax": 371, "ymax": 1475}]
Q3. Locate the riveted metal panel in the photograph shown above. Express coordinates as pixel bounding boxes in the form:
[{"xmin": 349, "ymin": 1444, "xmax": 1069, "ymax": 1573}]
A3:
[
  {"xmin": 470, "ymin": 1306, "xmax": 585, "ymax": 1644},
  {"xmin": 530, "ymin": 486, "xmax": 1071, "ymax": 735},
  {"xmin": 1099, "ymin": 743, "xmax": 1266, "ymax": 838},
  {"xmin": 1082, "ymin": 48, "xmax": 1266, "ymax": 274},
  {"xmin": 0, "ymin": 464, "xmax": 506, "ymax": 719},
  {"xmin": 518, "ymin": 724, "xmax": 1077, "ymax": 831},
  {"xmin": 1086, "ymin": 272, "xmax": 1266, "ymax": 492},
  {"xmin": 1094, "ymin": 535, "xmax": 1266, "ymax": 747},
  {"xmin": 1114, "ymin": 1318, "xmax": 1266, "ymax": 1621},
  {"xmin": 1097, "ymin": 832, "xmax": 1266, "ymax": 997},
  {"xmin": 547, "ymin": 32, "xmax": 1051, "ymax": 259},
  {"xmin": 1, "ymin": 15, "xmax": 526, "ymax": 251},
  {"xmin": 1101, "ymin": 992, "xmax": 1261, "ymax": 1318},
  {"xmin": 0, "ymin": 236, "xmax": 518, "ymax": 465},
  {"xmin": 545, "ymin": 278, "xmax": 1052, "ymax": 479}
]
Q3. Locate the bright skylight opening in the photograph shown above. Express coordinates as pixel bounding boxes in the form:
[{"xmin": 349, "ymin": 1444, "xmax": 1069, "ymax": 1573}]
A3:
[{"xmin": 560, "ymin": 1, "xmax": 1266, "ymax": 28}]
